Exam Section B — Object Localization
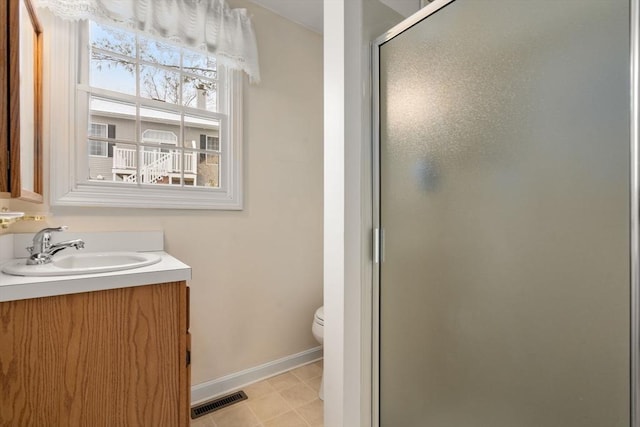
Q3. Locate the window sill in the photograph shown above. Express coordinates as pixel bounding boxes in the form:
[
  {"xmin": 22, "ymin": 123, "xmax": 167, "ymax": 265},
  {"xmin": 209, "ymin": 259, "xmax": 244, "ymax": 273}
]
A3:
[{"xmin": 52, "ymin": 182, "xmax": 243, "ymax": 210}]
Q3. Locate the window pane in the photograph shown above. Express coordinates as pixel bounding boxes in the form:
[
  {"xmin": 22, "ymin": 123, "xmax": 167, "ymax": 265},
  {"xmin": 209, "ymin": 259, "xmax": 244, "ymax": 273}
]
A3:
[
  {"xmin": 142, "ymin": 129, "xmax": 178, "ymax": 145},
  {"xmin": 140, "ymin": 107, "xmax": 181, "ymax": 145},
  {"xmin": 205, "ymin": 87, "xmax": 218, "ymax": 112},
  {"xmin": 112, "ymin": 143, "xmax": 137, "ymax": 183},
  {"xmin": 206, "ymin": 136, "xmax": 220, "ymax": 151},
  {"xmin": 90, "ymin": 56, "xmax": 136, "ymax": 96},
  {"xmin": 88, "ymin": 140, "xmax": 106, "ymax": 156},
  {"xmin": 88, "ymin": 139, "xmax": 110, "ymax": 182},
  {"xmin": 140, "ymin": 65, "xmax": 181, "ymax": 104},
  {"xmin": 139, "ymin": 35, "xmax": 180, "ymax": 68},
  {"xmin": 184, "ymin": 114, "xmax": 220, "ymax": 148},
  {"xmin": 196, "ymin": 154, "xmax": 220, "ymax": 188},
  {"xmin": 184, "ymin": 151, "xmax": 199, "ymax": 186},
  {"xmin": 89, "ymin": 123, "xmax": 107, "ymax": 137},
  {"xmin": 183, "ymin": 50, "xmax": 217, "ymax": 79},
  {"xmin": 90, "ymin": 97, "xmax": 136, "ymax": 142},
  {"xmin": 90, "ymin": 22, "xmax": 136, "ymax": 96},
  {"xmin": 136, "ymin": 144, "xmax": 186, "ymax": 186},
  {"xmin": 182, "ymin": 77, "xmax": 217, "ymax": 111},
  {"xmin": 90, "ymin": 22, "xmax": 135, "ymax": 57}
]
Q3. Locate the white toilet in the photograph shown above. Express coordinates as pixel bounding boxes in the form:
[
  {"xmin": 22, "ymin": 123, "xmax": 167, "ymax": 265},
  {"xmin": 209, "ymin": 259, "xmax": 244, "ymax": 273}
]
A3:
[{"xmin": 312, "ymin": 306, "xmax": 324, "ymax": 400}]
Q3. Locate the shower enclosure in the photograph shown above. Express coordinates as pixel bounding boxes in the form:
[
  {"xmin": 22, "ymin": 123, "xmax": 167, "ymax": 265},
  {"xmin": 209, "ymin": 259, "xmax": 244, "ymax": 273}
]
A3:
[{"xmin": 373, "ymin": 0, "xmax": 638, "ymax": 425}]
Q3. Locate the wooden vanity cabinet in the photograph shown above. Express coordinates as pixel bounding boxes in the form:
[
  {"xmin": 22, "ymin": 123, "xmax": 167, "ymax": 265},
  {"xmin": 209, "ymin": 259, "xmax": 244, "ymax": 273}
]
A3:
[{"xmin": 0, "ymin": 281, "xmax": 191, "ymax": 426}]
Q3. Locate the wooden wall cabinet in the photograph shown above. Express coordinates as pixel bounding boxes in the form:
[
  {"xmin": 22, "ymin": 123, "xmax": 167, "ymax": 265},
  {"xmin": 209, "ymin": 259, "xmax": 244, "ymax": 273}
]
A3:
[{"xmin": 0, "ymin": 281, "xmax": 191, "ymax": 426}]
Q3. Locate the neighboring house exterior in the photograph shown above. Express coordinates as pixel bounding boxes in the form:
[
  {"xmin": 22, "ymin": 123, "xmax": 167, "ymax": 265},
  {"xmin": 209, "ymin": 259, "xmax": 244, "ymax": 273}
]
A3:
[{"xmin": 87, "ymin": 98, "xmax": 220, "ymax": 187}]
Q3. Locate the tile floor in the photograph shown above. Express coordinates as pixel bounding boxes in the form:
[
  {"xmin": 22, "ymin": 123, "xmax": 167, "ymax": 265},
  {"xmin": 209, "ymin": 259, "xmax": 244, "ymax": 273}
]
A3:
[{"xmin": 191, "ymin": 360, "xmax": 324, "ymax": 427}]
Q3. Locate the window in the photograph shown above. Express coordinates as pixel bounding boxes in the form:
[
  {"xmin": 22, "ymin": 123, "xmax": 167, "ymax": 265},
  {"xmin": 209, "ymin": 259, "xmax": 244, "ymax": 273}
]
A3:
[
  {"xmin": 206, "ymin": 135, "xmax": 220, "ymax": 152},
  {"xmin": 200, "ymin": 134, "xmax": 220, "ymax": 166},
  {"xmin": 49, "ymin": 18, "xmax": 243, "ymax": 209},
  {"xmin": 205, "ymin": 136, "xmax": 220, "ymax": 166},
  {"xmin": 85, "ymin": 21, "xmax": 224, "ymax": 188},
  {"xmin": 88, "ymin": 122, "xmax": 107, "ymax": 157}
]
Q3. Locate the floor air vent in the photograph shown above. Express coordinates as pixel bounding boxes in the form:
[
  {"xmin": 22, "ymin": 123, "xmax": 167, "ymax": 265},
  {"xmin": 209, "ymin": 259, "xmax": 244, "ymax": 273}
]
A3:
[{"xmin": 191, "ymin": 391, "xmax": 248, "ymax": 419}]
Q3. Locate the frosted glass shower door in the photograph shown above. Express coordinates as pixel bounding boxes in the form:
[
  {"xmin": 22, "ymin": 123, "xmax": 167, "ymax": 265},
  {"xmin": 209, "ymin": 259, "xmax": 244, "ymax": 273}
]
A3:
[{"xmin": 376, "ymin": 1, "xmax": 631, "ymax": 426}]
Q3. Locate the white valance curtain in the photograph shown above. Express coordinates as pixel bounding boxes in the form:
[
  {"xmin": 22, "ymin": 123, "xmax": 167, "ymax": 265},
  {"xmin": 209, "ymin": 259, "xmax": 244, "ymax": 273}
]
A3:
[{"xmin": 36, "ymin": 0, "xmax": 261, "ymax": 83}]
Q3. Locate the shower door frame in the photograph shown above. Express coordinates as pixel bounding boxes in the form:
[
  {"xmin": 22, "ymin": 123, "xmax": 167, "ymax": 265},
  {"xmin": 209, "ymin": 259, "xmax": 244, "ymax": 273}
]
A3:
[{"xmin": 370, "ymin": 0, "xmax": 640, "ymax": 425}]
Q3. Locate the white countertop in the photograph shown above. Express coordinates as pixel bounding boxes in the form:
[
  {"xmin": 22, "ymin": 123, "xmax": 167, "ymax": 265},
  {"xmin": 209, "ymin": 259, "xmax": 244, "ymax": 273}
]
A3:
[
  {"xmin": 0, "ymin": 252, "xmax": 191, "ymax": 302},
  {"xmin": 0, "ymin": 231, "xmax": 191, "ymax": 302}
]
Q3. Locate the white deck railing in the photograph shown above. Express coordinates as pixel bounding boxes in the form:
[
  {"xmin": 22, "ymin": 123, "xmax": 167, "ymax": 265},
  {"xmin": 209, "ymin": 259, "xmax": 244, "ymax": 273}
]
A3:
[{"xmin": 113, "ymin": 147, "xmax": 197, "ymax": 183}]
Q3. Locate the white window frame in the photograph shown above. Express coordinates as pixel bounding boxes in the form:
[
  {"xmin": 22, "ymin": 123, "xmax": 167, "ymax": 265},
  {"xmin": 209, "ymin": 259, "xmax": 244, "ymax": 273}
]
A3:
[
  {"xmin": 46, "ymin": 15, "xmax": 243, "ymax": 210},
  {"xmin": 88, "ymin": 122, "xmax": 108, "ymax": 157}
]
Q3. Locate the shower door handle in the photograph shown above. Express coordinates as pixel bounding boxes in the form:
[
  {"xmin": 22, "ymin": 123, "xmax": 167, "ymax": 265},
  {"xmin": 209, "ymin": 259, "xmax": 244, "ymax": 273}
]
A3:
[{"xmin": 374, "ymin": 228, "xmax": 384, "ymax": 263}]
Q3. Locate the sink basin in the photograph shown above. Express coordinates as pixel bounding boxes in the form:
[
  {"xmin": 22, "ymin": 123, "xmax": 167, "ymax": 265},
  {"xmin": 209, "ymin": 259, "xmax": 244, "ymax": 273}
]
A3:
[{"xmin": 2, "ymin": 252, "xmax": 161, "ymax": 276}]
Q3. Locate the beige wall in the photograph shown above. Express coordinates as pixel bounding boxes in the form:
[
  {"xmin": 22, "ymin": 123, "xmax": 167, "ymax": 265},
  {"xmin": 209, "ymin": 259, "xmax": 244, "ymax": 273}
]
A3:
[{"xmin": 7, "ymin": 1, "xmax": 323, "ymax": 386}]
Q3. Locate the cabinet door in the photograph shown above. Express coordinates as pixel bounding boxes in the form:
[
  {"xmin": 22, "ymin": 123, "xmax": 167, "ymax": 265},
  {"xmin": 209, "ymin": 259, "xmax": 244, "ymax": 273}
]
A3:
[
  {"xmin": 0, "ymin": 281, "xmax": 189, "ymax": 426},
  {"xmin": 1, "ymin": 1, "xmax": 8, "ymax": 193}
]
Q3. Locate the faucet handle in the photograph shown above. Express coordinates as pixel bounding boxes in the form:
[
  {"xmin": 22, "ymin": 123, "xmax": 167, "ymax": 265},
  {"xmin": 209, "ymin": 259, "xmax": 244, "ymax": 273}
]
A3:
[
  {"xmin": 41, "ymin": 226, "xmax": 68, "ymax": 233},
  {"xmin": 34, "ymin": 226, "xmax": 68, "ymax": 237}
]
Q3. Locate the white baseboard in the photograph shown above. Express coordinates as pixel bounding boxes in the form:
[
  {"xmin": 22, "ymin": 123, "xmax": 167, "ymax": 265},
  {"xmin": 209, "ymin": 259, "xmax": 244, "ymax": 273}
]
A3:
[{"xmin": 191, "ymin": 346, "xmax": 323, "ymax": 405}]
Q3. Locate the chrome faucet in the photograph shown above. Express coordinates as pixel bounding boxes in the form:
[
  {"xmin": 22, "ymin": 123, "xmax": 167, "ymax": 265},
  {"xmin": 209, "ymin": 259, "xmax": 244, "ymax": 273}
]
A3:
[{"xmin": 27, "ymin": 226, "xmax": 85, "ymax": 265}]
